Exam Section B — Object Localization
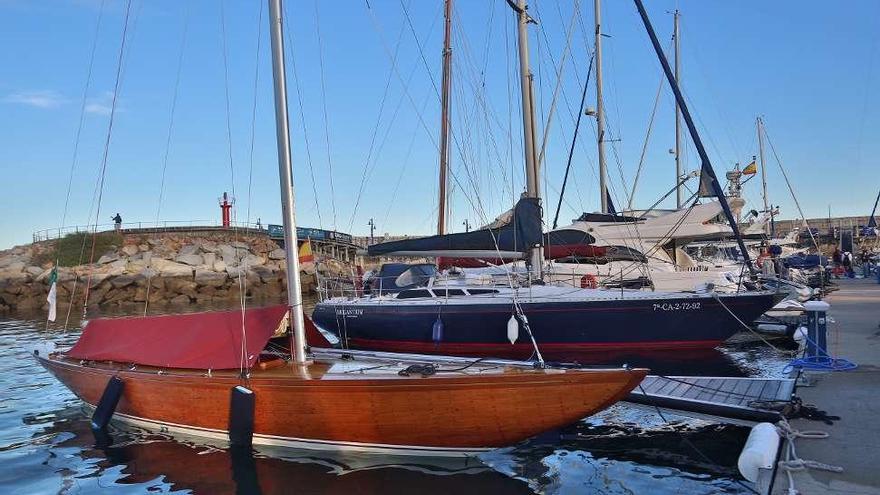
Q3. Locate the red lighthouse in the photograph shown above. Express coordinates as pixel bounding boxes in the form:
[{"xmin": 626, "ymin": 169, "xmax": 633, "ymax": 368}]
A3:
[{"xmin": 219, "ymin": 192, "xmax": 234, "ymax": 228}]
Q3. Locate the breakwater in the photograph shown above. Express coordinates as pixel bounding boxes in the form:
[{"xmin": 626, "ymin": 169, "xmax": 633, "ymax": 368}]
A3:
[{"xmin": 0, "ymin": 231, "xmax": 322, "ymax": 313}]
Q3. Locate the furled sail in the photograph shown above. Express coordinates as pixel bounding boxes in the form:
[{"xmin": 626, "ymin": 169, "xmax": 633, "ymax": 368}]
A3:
[{"xmin": 367, "ymin": 197, "xmax": 545, "ymax": 257}]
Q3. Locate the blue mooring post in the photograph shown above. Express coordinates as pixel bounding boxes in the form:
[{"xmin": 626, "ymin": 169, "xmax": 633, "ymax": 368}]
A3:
[{"xmin": 804, "ymin": 300, "xmax": 830, "ymax": 358}]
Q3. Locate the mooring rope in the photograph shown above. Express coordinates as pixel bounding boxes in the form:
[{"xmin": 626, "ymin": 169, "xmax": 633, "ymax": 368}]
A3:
[
  {"xmin": 711, "ymin": 293, "xmax": 794, "ymax": 355},
  {"xmin": 775, "ymin": 416, "xmax": 842, "ymax": 495}
]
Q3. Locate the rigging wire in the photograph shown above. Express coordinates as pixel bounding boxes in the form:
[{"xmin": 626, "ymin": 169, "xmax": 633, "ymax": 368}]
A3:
[
  {"xmin": 347, "ymin": 0, "xmax": 427, "ymax": 233},
  {"xmin": 283, "ymin": 9, "xmax": 323, "ymax": 228},
  {"xmin": 143, "ymin": 5, "xmax": 190, "ymax": 317},
  {"xmin": 58, "ymin": 0, "xmax": 107, "ymax": 331},
  {"xmin": 313, "ymin": 0, "xmax": 339, "ymax": 230},
  {"xmin": 81, "ymin": 0, "xmax": 134, "ymax": 318},
  {"xmin": 627, "ymin": 69, "xmax": 666, "ymax": 210},
  {"xmin": 236, "ymin": 0, "xmax": 266, "ymax": 375},
  {"xmin": 551, "ymin": 53, "xmax": 593, "ymax": 230},
  {"xmin": 760, "ymin": 119, "xmax": 823, "ymax": 256},
  {"xmin": 536, "ymin": 0, "xmax": 581, "ymax": 170},
  {"xmin": 219, "ymin": 0, "xmax": 237, "ymax": 209}
]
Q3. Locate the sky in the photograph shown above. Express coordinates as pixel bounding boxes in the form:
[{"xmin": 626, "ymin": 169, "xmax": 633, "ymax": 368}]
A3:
[{"xmin": 0, "ymin": 0, "xmax": 878, "ymax": 249}]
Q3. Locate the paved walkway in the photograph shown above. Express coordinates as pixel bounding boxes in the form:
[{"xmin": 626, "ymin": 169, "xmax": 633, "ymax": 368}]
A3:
[{"xmin": 771, "ymin": 277, "xmax": 880, "ymax": 494}]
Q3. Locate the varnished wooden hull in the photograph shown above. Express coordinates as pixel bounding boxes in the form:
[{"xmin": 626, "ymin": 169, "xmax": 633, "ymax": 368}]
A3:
[{"xmin": 37, "ymin": 354, "xmax": 646, "ymax": 456}]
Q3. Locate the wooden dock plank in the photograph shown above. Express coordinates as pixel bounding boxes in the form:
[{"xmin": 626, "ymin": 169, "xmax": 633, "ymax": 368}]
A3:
[{"xmin": 625, "ymin": 375, "xmax": 797, "ymax": 424}]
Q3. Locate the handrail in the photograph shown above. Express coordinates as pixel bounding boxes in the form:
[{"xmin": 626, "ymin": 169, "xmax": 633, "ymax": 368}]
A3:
[{"xmin": 32, "ymin": 220, "xmax": 267, "ymax": 243}]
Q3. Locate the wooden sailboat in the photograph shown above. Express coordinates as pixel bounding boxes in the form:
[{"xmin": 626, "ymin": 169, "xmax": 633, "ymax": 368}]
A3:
[{"xmin": 36, "ymin": 0, "xmax": 646, "ymax": 456}]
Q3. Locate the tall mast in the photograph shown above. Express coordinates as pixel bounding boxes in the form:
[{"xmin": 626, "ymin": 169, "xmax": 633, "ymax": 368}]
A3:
[
  {"xmin": 437, "ymin": 0, "xmax": 452, "ymax": 235},
  {"xmin": 757, "ymin": 116, "xmax": 771, "ymax": 235},
  {"xmin": 634, "ymin": 0, "xmax": 757, "ymax": 277},
  {"xmin": 514, "ymin": 0, "xmax": 543, "ymax": 274},
  {"xmin": 594, "ymin": 0, "xmax": 609, "ymax": 213},
  {"xmin": 268, "ymin": 0, "xmax": 308, "ymax": 364},
  {"xmin": 673, "ymin": 9, "xmax": 682, "ymax": 208}
]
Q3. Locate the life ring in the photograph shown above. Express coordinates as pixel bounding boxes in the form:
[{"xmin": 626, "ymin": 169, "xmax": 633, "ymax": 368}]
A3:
[{"xmin": 580, "ymin": 274, "xmax": 598, "ymax": 289}]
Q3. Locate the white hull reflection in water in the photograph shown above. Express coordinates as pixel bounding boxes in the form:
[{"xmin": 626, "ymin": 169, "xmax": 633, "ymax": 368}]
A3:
[{"xmin": 3, "ymin": 315, "xmax": 773, "ymax": 494}]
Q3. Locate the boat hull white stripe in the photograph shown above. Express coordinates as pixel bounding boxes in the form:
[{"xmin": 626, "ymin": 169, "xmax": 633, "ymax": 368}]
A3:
[{"xmin": 85, "ymin": 404, "xmax": 491, "ymax": 457}]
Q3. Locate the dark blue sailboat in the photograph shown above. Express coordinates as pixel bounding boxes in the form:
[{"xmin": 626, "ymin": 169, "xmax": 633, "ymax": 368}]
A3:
[{"xmin": 312, "ymin": 0, "xmax": 780, "ymax": 361}]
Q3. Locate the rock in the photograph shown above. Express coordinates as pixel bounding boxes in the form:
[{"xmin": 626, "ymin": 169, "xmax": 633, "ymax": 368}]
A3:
[
  {"xmin": 110, "ymin": 274, "xmax": 137, "ymax": 289},
  {"xmin": 169, "ymin": 294, "xmax": 191, "ymax": 305},
  {"xmin": 213, "ymin": 259, "xmax": 227, "ymax": 272},
  {"xmin": 121, "ymin": 245, "xmax": 139, "ymax": 256},
  {"xmin": 231, "ymin": 241, "xmax": 250, "ymax": 250},
  {"xmin": 35, "ymin": 268, "xmax": 54, "ymax": 282},
  {"xmin": 138, "ymin": 243, "xmax": 149, "ymax": 252},
  {"xmin": 194, "ymin": 269, "xmax": 228, "ymax": 287},
  {"xmin": 268, "ymin": 248, "xmax": 286, "ymax": 260},
  {"xmin": 25, "ymin": 266, "xmax": 44, "ymax": 277},
  {"xmin": 2, "ymin": 261, "xmax": 25, "ymax": 273},
  {"xmin": 165, "ymin": 277, "xmax": 198, "ymax": 296},
  {"xmin": 252, "ymin": 265, "xmax": 279, "ymax": 283},
  {"xmin": 218, "ymin": 244, "xmax": 238, "ymax": 263},
  {"xmin": 0, "ymin": 256, "xmax": 20, "ymax": 269},
  {"xmin": 97, "ymin": 253, "xmax": 119, "ymax": 264},
  {"xmin": 179, "ymin": 244, "xmax": 201, "ymax": 256},
  {"xmin": 152, "ymin": 259, "xmax": 194, "ymax": 277},
  {"xmin": 240, "ymin": 254, "xmax": 265, "ymax": 267},
  {"xmin": 202, "ymin": 252, "xmax": 216, "ymax": 268},
  {"xmin": 175, "ymin": 253, "xmax": 203, "ymax": 266}
]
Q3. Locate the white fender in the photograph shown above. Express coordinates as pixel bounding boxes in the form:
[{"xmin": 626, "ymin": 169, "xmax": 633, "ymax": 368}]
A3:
[
  {"xmin": 507, "ymin": 315, "xmax": 519, "ymax": 344},
  {"xmin": 737, "ymin": 422, "xmax": 781, "ymax": 482}
]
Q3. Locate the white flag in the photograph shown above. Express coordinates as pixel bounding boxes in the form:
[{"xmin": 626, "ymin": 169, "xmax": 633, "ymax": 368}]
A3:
[{"xmin": 46, "ymin": 268, "xmax": 57, "ymax": 323}]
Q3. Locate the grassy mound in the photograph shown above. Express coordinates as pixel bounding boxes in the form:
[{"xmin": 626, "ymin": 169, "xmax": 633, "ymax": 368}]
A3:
[{"xmin": 35, "ymin": 232, "xmax": 123, "ymax": 267}]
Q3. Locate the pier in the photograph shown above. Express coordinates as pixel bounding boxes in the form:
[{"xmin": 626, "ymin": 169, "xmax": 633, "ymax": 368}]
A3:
[{"xmin": 770, "ymin": 277, "xmax": 880, "ymax": 494}]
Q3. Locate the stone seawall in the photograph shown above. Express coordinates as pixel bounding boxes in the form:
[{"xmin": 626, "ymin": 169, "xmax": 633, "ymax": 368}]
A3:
[{"xmin": 0, "ymin": 231, "xmax": 320, "ymax": 313}]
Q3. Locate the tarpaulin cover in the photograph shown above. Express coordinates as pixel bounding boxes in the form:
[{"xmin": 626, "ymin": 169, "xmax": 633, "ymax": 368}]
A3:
[
  {"xmin": 367, "ymin": 197, "xmax": 543, "ymax": 256},
  {"xmin": 67, "ymin": 305, "xmax": 290, "ymax": 369},
  {"xmin": 783, "ymin": 254, "xmax": 826, "ymax": 269}
]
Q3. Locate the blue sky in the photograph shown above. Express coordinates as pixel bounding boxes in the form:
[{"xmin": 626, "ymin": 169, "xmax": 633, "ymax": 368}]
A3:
[{"xmin": 1, "ymin": 0, "xmax": 878, "ymax": 249}]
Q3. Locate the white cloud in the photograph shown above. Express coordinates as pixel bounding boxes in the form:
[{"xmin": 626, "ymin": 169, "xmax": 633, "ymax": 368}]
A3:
[
  {"xmin": 84, "ymin": 91, "xmax": 119, "ymax": 115},
  {"xmin": 2, "ymin": 90, "xmax": 66, "ymax": 108}
]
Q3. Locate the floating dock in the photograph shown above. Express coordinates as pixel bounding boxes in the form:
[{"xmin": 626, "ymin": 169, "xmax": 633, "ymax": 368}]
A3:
[
  {"xmin": 626, "ymin": 375, "xmax": 795, "ymax": 425},
  {"xmin": 769, "ymin": 278, "xmax": 880, "ymax": 494}
]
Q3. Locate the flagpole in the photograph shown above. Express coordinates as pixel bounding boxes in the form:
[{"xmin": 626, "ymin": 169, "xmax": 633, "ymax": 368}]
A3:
[{"xmin": 757, "ymin": 117, "xmax": 771, "ymax": 236}]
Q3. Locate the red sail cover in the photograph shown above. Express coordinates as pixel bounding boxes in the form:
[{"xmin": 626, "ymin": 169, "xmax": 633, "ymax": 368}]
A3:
[{"xmin": 67, "ymin": 305, "xmax": 290, "ymax": 370}]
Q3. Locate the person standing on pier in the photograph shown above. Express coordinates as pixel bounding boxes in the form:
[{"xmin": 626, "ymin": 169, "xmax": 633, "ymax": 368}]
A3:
[
  {"xmin": 112, "ymin": 213, "xmax": 122, "ymax": 233},
  {"xmin": 832, "ymin": 248, "xmax": 842, "ymax": 278}
]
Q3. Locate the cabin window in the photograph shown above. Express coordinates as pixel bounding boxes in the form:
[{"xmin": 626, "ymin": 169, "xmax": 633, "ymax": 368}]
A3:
[
  {"xmin": 396, "ymin": 289, "xmax": 434, "ymax": 299},
  {"xmin": 466, "ymin": 289, "xmax": 499, "ymax": 295},
  {"xmin": 395, "ymin": 264, "xmax": 436, "ymax": 288},
  {"xmin": 435, "ymin": 289, "xmax": 467, "ymax": 297}
]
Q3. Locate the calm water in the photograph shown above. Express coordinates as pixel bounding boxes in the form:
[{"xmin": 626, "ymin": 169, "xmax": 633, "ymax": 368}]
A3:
[{"xmin": 0, "ymin": 307, "xmax": 793, "ymax": 494}]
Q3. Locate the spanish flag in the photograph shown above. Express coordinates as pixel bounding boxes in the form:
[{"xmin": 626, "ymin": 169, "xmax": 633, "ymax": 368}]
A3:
[
  {"xmin": 298, "ymin": 240, "xmax": 314, "ymax": 263},
  {"xmin": 742, "ymin": 160, "xmax": 758, "ymax": 175}
]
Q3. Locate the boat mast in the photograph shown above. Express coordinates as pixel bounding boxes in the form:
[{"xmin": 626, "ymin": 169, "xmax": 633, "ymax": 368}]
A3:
[
  {"xmin": 633, "ymin": 0, "xmax": 757, "ymax": 277},
  {"xmin": 673, "ymin": 9, "xmax": 682, "ymax": 209},
  {"xmin": 437, "ymin": 0, "xmax": 452, "ymax": 235},
  {"xmin": 268, "ymin": 0, "xmax": 308, "ymax": 364},
  {"xmin": 513, "ymin": 0, "xmax": 544, "ymax": 275},
  {"xmin": 757, "ymin": 116, "xmax": 772, "ymax": 236},
  {"xmin": 594, "ymin": 0, "xmax": 609, "ymax": 213}
]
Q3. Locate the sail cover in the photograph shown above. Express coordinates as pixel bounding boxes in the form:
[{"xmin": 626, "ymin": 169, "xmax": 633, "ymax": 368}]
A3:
[
  {"xmin": 367, "ymin": 197, "xmax": 543, "ymax": 257},
  {"xmin": 67, "ymin": 305, "xmax": 289, "ymax": 369}
]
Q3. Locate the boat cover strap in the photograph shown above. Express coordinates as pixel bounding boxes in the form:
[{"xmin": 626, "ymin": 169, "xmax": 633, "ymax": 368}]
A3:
[{"xmin": 67, "ymin": 305, "xmax": 289, "ymax": 369}]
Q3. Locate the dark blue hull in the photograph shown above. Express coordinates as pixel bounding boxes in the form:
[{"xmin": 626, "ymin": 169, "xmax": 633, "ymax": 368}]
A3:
[{"xmin": 312, "ymin": 292, "xmax": 780, "ymax": 360}]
